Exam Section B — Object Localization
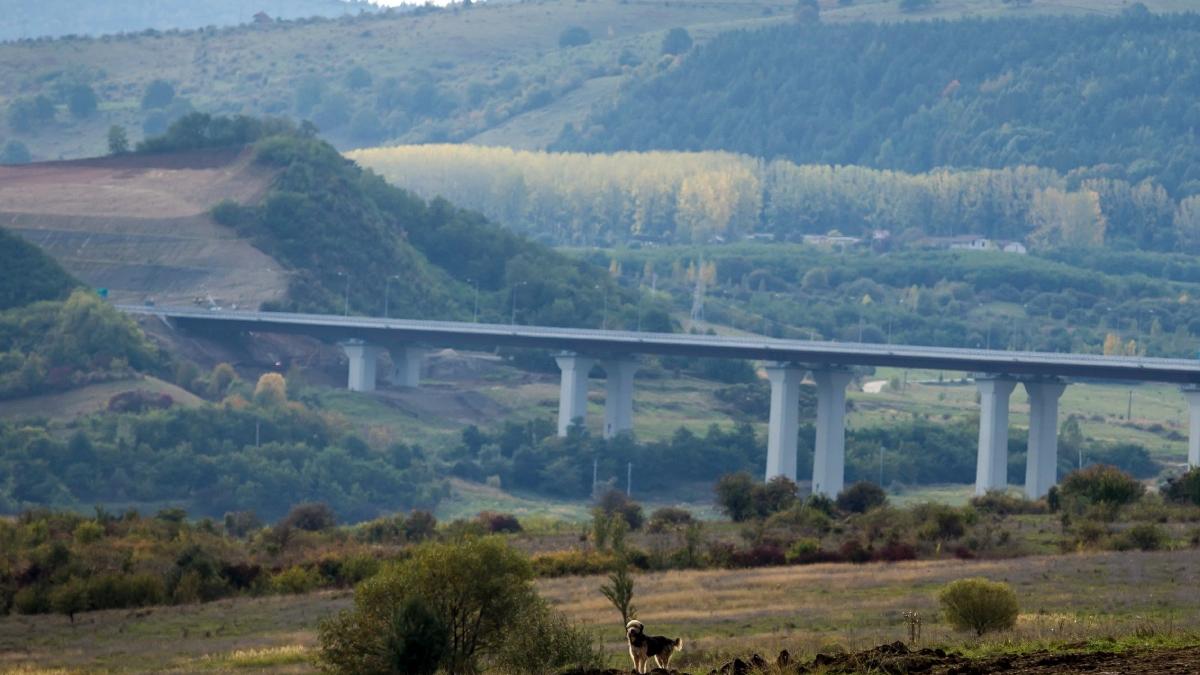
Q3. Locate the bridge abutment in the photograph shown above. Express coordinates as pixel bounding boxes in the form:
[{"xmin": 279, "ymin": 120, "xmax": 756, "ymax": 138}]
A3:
[
  {"xmin": 555, "ymin": 353, "xmax": 595, "ymax": 436},
  {"xmin": 603, "ymin": 359, "xmax": 638, "ymax": 439},
  {"xmin": 341, "ymin": 340, "xmax": 381, "ymax": 392},
  {"xmin": 765, "ymin": 363, "xmax": 803, "ymax": 482},
  {"xmin": 975, "ymin": 375, "xmax": 1017, "ymax": 495},
  {"xmin": 812, "ymin": 368, "xmax": 854, "ymax": 497},
  {"xmin": 1024, "ymin": 379, "xmax": 1067, "ymax": 498}
]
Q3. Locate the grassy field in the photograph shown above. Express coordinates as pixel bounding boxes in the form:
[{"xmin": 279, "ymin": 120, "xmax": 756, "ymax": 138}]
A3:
[{"xmin": 3, "ymin": 549, "xmax": 1196, "ymax": 673}]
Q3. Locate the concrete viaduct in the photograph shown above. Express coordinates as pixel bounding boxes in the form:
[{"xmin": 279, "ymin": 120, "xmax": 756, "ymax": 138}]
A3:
[{"xmin": 122, "ymin": 305, "xmax": 1200, "ymax": 499}]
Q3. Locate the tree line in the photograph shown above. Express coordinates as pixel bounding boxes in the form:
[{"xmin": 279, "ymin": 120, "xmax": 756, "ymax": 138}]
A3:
[{"xmin": 352, "ymin": 144, "xmax": 1200, "ymax": 252}]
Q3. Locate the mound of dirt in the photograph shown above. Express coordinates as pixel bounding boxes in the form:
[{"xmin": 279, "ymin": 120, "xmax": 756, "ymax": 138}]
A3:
[{"xmin": 562, "ymin": 642, "xmax": 1200, "ymax": 675}]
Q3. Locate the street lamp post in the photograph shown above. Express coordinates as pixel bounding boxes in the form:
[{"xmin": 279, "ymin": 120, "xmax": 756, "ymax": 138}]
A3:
[
  {"xmin": 510, "ymin": 281, "xmax": 528, "ymax": 325},
  {"xmin": 383, "ymin": 274, "xmax": 400, "ymax": 318},
  {"xmin": 471, "ymin": 279, "xmax": 480, "ymax": 323},
  {"xmin": 336, "ymin": 271, "xmax": 350, "ymax": 316}
]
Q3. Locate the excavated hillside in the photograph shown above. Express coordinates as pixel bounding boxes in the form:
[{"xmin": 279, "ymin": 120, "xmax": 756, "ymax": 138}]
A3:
[{"xmin": 0, "ymin": 148, "xmax": 287, "ymax": 309}]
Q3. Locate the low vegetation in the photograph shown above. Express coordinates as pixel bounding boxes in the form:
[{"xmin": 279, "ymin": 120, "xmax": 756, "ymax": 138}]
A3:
[{"xmin": 939, "ymin": 577, "xmax": 1020, "ymax": 636}]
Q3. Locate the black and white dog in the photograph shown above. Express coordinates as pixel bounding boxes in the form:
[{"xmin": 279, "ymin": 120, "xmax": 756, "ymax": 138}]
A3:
[{"xmin": 626, "ymin": 619, "xmax": 683, "ymax": 673}]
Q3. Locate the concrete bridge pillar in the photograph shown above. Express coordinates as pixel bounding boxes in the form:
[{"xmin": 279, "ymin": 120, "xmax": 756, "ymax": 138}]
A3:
[
  {"xmin": 812, "ymin": 368, "xmax": 854, "ymax": 497},
  {"xmin": 391, "ymin": 346, "xmax": 426, "ymax": 388},
  {"xmin": 555, "ymin": 353, "xmax": 595, "ymax": 436},
  {"xmin": 975, "ymin": 376, "xmax": 1017, "ymax": 495},
  {"xmin": 1184, "ymin": 386, "xmax": 1200, "ymax": 468},
  {"xmin": 603, "ymin": 359, "xmax": 638, "ymax": 439},
  {"xmin": 765, "ymin": 363, "xmax": 804, "ymax": 482},
  {"xmin": 341, "ymin": 340, "xmax": 381, "ymax": 392},
  {"xmin": 1024, "ymin": 379, "xmax": 1067, "ymax": 498}
]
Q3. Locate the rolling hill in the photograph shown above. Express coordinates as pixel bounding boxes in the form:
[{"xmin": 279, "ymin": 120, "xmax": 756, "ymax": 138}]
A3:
[{"xmin": 0, "ymin": 0, "xmax": 379, "ymax": 42}]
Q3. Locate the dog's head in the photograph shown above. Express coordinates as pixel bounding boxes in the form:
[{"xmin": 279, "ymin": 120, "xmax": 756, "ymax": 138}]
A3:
[{"xmin": 626, "ymin": 619, "xmax": 644, "ymax": 638}]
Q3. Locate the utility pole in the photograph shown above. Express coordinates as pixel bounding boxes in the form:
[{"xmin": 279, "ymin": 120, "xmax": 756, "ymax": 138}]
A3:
[
  {"xmin": 592, "ymin": 458, "xmax": 598, "ymax": 494},
  {"xmin": 1127, "ymin": 390, "xmax": 1133, "ymax": 420},
  {"xmin": 383, "ymin": 274, "xmax": 399, "ymax": 318},
  {"xmin": 626, "ymin": 462, "xmax": 632, "ymax": 497},
  {"xmin": 472, "ymin": 279, "xmax": 480, "ymax": 323},
  {"xmin": 878, "ymin": 442, "xmax": 884, "ymax": 486}
]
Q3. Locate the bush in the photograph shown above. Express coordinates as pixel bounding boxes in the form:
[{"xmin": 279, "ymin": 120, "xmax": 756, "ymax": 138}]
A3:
[
  {"xmin": 1059, "ymin": 464, "xmax": 1144, "ymax": 508},
  {"xmin": 476, "ymin": 511, "xmax": 522, "ymax": 534},
  {"xmin": 594, "ymin": 490, "xmax": 644, "ymax": 530},
  {"xmin": 661, "ymin": 27, "xmax": 693, "ymax": 56},
  {"xmin": 646, "ymin": 506, "xmax": 694, "ymax": 533},
  {"xmin": 319, "ymin": 595, "xmax": 448, "ymax": 675},
  {"xmin": 913, "ymin": 503, "xmax": 968, "ymax": 541},
  {"xmin": 1164, "ymin": 468, "xmax": 1200, "ymax": 506},
  {"xmin": 836, "ymin": 481, "xmax": 887, "ymax": 514},
  {"xmin": 272, "ymin": 565, "xmax": 322, "ymax": 594},
  {"xmin": 558, "ymin": 26, "xmax": 592, "ymax": 48},
  {"xmin": 730, "ymin": 543, "xmax": 787, "ymax": 568},
  {"xmin": 280, "ymin": 502, "xmax": 337, "ymax": 532},
  {"xmin": 715, "ymin": 472, "xmax": 756, "ymax": 521},
  {"xmin": 530, "ymin": 550, "xmax": 617, "ymax": 578},
  {"xmin": 970, "ymin": 491, "xmax": 1046, "ymax": 516},
  {"xmin": 319, "ymin": 537, "xmax": 538, "ymax": 674},
  {"xmin": 1114, "ymin": 523, "xmax": 1168, "ymax": 552},
  {"xmin": 490, "ymin": 599, "xmax": 603, "ymax": 675},
  {"xmin": 939, "ymin": 578, "xmax": 1019, "ymax": 636}
]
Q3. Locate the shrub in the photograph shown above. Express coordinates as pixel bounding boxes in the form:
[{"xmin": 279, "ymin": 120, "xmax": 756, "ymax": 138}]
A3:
[
  {"xmin": 404, "ymin": 510, "xmax": 438, "ymax": 542},
  {"xmin": 661, "ymin": 27, "xmax": 693, "ymax": 55},
  {"xmin": 939, "ymin": 578, "xmax": 1019, "ymax": 636},
  {"xmin": 271, "ymin": 565, "xmax": 322, "ymax": 595},
  {"xmin": 531, "ymin": 550, "xmax": 617, "ymax": 578},
  {"xmin": 280, "ymin": 502, "xmax": 337, "ymax": 532},
  {"xmin": 490, "ymin": 599, "xmax": 604, "ymax": 674},
  {"xmin": 73, "ymin": 520, "xmax": 104, "ymax": 544},
  {"xmin": 329, "ymin": 537, "xmax": 535, "ymax": 673},
  {"xmin": 1164, "ymin": 468, "xmax": 1200, "ymax": 506},
  {"xmin": 594, "ymin": 490, "xmax": 644, "ymax": 530},
  {"xmin": 731, "ymin": 543, "xmax": 787, "ymax": 568},
  {"xmin": 877, "ymin": 540, "xmax": 919, "ymax": 562},
  {"xmin": 839, "ymin": 540, "xmax": 872, "ymax": 564},
  {"xmin": 86, "ymin": 573, "xmax": 164, "ymax": 609},
  {"xmin": 785, "ymin": 537, "xmax": 821, "ymax": 563},
  {"xmin": 913, "ymin": 503, "xmax": 968, "ymax": 541},
  {"xmin": 319, "ymin": 595, "xmax": 448, "ymax": 675},
  {"xmin": 836, "ymin": 481, "xmax": 887, "ymax": 514},
  {"xmin": 13, "ymin": 585, "xmax": 50, "ymax": 614},
  {"xmin": 1114, "ymin": 524, "xmax": 1168, "ymax": 552},
  {"xmin": 715, "ymin": 472, "xmax": 757, "ymax": 521},
  {"xmin": 767, "ymin": 504, "xmax": 833, "ymax": 537},
  {"xmin": 50, "ymin": 578, "xmax": 88, "ymax": 621},
  {"xmin": 476, "ymin": 511, "xmax": 522, "ymax": 534},
  {"xmin": 646, "ymin": 506, "xmax": 694, "ymax": 533},
  {"xmin": 970, "ymin": 491, "xmax": 1046, "ymax": 516},
  {"xmin": 1059, "ymin": 465, "xmax": 1144, "ymax": 508},
  {"xmin": 558, "ymin": 26, "xmax": 592, "ymax": 48}
]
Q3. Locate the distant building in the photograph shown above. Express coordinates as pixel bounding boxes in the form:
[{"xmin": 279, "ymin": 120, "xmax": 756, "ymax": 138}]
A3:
[{"xmin": 918, "ymin": 234, "xmax": 1027, "ymax": 255}]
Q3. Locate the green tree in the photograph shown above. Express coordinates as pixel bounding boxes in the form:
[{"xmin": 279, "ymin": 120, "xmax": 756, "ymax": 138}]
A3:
[
  {"xmin": 0, "ymin": 140, "xmax": 31, "ymax": 165},
  {"xmin": 715, "ymin": 472, "xmax": 756, "ymax": 521},
  {"xmin": 345, "ymin": 66, "xmax": 373, "ymax": 90},
  {"xmin": 558, "ymin": 26, "xmax": 591, "ymax": 48},
  {"xmin": 107, "ymin": 125, "xmax": 129, "ymax": 155},
  {"xmin": 599, "ymin": 562, "xmax": 637, "ymax": 625},
  {"xmin": 66, "ymin": 84, "xmax": 98, "ymax": 118},
  {"xmin": 661, "ymin": 28, "xmax": 693, "ymax": 55},
  {"xmin": 319, "ymin": 537, "xmax": 538, "ymax": 674},
  {"xmin": 141, "ymin": 80, "xmax": 176, "ymax": 110}
]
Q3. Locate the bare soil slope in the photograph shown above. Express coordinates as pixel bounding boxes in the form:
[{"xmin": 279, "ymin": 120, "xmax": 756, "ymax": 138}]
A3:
[{"xmin": 0, "ymin": 148, "xmax": 287, "ymax": 309}]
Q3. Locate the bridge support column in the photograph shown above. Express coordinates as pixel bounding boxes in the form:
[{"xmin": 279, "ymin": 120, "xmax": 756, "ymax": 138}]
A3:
[
  {"xmin": 391, "ymin": 346, "xmax": 426, "ymax": 388},
  {"xmin": 1184, "ymin": 386, "xmax": 1200, "ymax": 468},
  {"xmin": 765, "ymin": 364, "xmax": 803, "ymax": 482},
  {"xmin": 603, "ymin": 359, "xmax": 638, "ymax": 439},
  {"xmin": 341, "ymin": 340, "xmax": 381, "ymax": 392},
  {"xmin": 975, "ymin": 376, "xmax": 1016, "ymax": 495},
  {"xmin": 1024, "ymin": 379, "xmax": 1067, "ymax": 499},
  {"xmin": 812, "ymin": 368, "xmax": 854, "ymax": 497},
  {"xmin": 555, "ymin": 353, "xmax": 595, "ymax": 436}
]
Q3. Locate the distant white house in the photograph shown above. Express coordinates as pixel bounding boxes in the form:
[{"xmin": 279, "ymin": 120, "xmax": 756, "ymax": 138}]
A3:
[
  {"xmin": 803, "ymin": 233, "xmax": 862, "ymax": 247},
  {"xmin": 920, "ymin": 234, "xmax": 1027, "ymax": 255}
]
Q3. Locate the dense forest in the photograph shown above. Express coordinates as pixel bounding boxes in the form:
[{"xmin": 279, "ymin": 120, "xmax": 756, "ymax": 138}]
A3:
[
  {"xmin": 0, "ymin": 228, "xmax": 78, "ymax": 310},
  {"xmin": 355, "ymin": 145, "xmax": 1198, "ymax": 250},
  {"xmin": 558, "ymin": 10, "xmax": 1200, "ymax": 202},
  {"xmin": 0, "ymin": 0, "xmax": 376, "ymax": 41}
]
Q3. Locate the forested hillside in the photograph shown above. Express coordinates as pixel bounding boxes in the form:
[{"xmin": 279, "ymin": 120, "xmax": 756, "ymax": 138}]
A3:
[
  {"xmin": 353, "ymin": 145, "xmax": 1199, "ymax": 250},
  {"xmin": 0, "ymin": 228, "xmax": 77, "ymax": 310},
  {"xmin": 558, "ymin": 10, "xmax": 1200, "ymax": 203},
  {"xmin": 0, "ymin": 0, "xmax": 376, "ymax": 41}
]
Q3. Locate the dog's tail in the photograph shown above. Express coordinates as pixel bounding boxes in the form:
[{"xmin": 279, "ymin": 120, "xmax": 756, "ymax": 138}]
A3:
[{"xmin": 674, "ymin": 638, "xmax": 684, "ymax": 652}]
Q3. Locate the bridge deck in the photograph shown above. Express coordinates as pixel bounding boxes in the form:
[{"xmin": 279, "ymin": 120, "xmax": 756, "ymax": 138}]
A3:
[{"xmin": 119, "ymin": 306, "xmax": 1200, "ymax": 385}]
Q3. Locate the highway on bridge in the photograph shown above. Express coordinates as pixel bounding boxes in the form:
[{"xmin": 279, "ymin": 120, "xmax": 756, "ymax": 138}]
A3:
[{"xmin": 120, "ymin": 305, "xmax": 1200, "ymax": 385}]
